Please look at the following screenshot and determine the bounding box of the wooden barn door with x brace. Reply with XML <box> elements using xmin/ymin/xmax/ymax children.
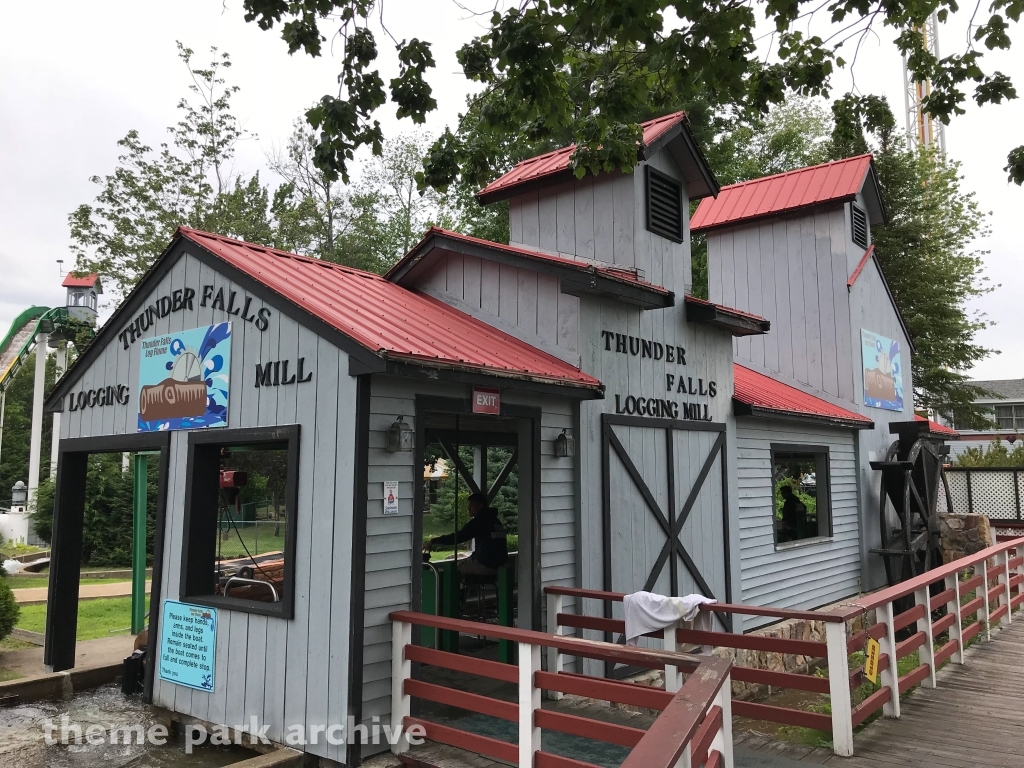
<box><xmin>601</xmin><ymin>414</ymin><xmax>732</xmax><ymax>632</ymax></box>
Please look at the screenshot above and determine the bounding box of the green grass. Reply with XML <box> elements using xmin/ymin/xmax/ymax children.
<box><xmin>0</xmin><ymin>636</ymin><xmax>34</xmax><ymax>651</ymax></box>
<box><xmin>0</xmin><ymin>544</ymin><xmax>45</xmax><ymax>559</ymax></box>
<box><xmin>15</xmin><ymin>595</ymin><xmax>151</xmax><ymax>641</ymax></box>
<box><xmin>215</xmin><ymin>524</ymin><xmax>286</xmax><ymax>559</ymax></box>
<box><xmin>4</xmin><ymin>575</ymin><xmax>128</xmax><ymax>589</ymax></box>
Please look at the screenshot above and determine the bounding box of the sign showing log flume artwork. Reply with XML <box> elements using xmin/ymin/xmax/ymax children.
<box><xmin>139</xmin><ymin>379</ymin><xmax>208</xmax><ymax>422</ymax></box>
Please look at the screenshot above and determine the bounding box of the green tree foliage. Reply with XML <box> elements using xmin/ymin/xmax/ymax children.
<box><xmin>953</xmin><ymin>440</ymin><xmax>1024</xmax><ymax>467</ymax></box>
<box><xmin>0</xmin><ymin>573</ymin><xmax>18</xmax><ymax>643</ymax></box>
<box><xmin>426</xmin><ymin>446</ymin><xmax>518</xmax><ymax>535</ymax></box>
<box><xmin>69</xmin><ymin>44</ymin><xmax>309</xmax><ymax>300</ymax></box>
<box><xmin>71</xmin><ymin>42</ymin><xmax>449</xmax><ymax>293</ymax></box>
<box><xmin>240</xmin><ymin>1</ymin><xmax>1022</xmax><ymax>188</ymax></box>
<box><xmin>31</xmin><ymin>454</ymin><xmax>158</xmax><ymax>568</ymax></box>
<box><xmin>0</xmin><ymin>352</ymin><xmax>57</xmax><ymax>497</ymax></box>
<box><xmin>691</xmin><ymin>99</ymin><xmax>837</xmax><ymax>298</ymax></box>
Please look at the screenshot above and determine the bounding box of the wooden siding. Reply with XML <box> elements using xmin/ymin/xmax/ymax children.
<box><xmin>416</xmin><ymin>253</ymin><xmax>580</xmax><ymax>366</ymax></box>
<box><xmin>735</xmin><ymin>417</ymin><xmax>860</xmax><ymax>629</ymax></box>
<box><xmin>359</xmin><ymin>376</ymin><xmax>579</xmax><ymax>751</ymax></box>
<box><xmin>58</xmin><ymin>250</ymin><xmax>359</xmax><ymax>762</ymax></box>
<box><xmin>848</xmin><ymin>255</ymin><xmax>915</xmax><ymax>592</ymax></box>
<box><xmin>508</xmin><ymin>153</ymin><xmax>692</xmax><ymax>297</ymax></box>
<box><xmin>708</xmin><ymin>205</ymin><xmax>854</xmax><ymax>401</ymax></box>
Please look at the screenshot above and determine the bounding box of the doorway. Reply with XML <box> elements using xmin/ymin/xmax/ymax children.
<box><xmin>44</xmin><ymin>431</ymin><xmax>170</xmax><ymax>702</ymax></box>
<box><xmin>413</xmin><ymin>397</ymin><xmax>539</xmax><ymax>658</ymax></box>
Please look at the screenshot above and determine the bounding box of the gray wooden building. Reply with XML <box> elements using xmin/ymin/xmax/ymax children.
<box><xmin>41</xmin><ymin>113</ymin><xmax>924</xmax><ymax>765</ymax></box>
<box><xmin>694</xmin><ymin>154</ymin><xmax>916</xmax><ymax>597</ymax></box>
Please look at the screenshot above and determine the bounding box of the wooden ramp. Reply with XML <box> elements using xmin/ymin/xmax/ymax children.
<box><xmin>740</xmin><ymin>619</ymin><xmax>1024</xmax><ymax>767</ymax></box>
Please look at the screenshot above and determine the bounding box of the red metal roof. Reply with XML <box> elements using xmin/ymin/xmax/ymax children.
<box><xmin>177</xmin><ymin>228</ymin><xmax>602</xmax><ymax>391</ymax></box>
<box><xmin>914</xmin><ymin>414</ymin><xmax>959</xmax><ymax>438</ymax></box>
<box><xmin>691</xmin><ymin>155</ymin><xmax>874</xmax><ymax>233</ymax></box>
<box><xmin>847</xmin><ymin>244</ymin><xmax>875</xmax><ymax>288</ymax></box>
<box><xmin>477</xmin><ymin>112</ymin><xmax>687</xmax><ymax>203</ymax></box>
<box><xmin>62</xmin><ymin>273</ymin><xmax>100</xmax><ymax>288</ymax></box>
<box><xmin>733</xmin><ymin>363</ymin><xmax>873</xmax><ymax>427</ymax></box>
<box><xmin>389</xmin><ymin>226</ymin><xmax>671</xmax><ymax>297</ymax></box>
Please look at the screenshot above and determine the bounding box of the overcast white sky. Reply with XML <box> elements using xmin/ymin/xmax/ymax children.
<box><xmin>1</xmin><ymin>1</ymin><xmax>1021</xmax><ymax>380</ymax></box>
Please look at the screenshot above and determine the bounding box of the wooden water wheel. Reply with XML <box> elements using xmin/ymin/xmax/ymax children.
<box><xmin>870</xmin><ymin>420</ymin><xmax>954</xmax><ymax>587</ymax></box>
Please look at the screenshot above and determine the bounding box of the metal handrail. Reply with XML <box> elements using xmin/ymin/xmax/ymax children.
<box><xmin>224</xmin><ymin>576</ymin><xmax>279</xmax><ymax>602</ymax></box>
<box><xmin>421</xmin><ymin>561</ymin><xmax>441</xmax><ymax>614</ymax></box>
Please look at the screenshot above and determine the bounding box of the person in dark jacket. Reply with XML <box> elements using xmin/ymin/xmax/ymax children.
<box><xmin>425</xmin><ymin>493</ymin><xmax>509</xmax><ymax>576</ymax></box>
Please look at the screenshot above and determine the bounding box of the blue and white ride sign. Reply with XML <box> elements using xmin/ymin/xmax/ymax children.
<box><xmin>158</xmin><ymin>600</ymin><xmax>217</xmax><ymax>692</ymax></box>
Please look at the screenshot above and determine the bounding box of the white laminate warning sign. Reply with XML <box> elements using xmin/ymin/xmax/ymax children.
<box><xmin>383</xmin><ymin>481</ymin><xmax>399</xmax><ymax>515</ymax></box>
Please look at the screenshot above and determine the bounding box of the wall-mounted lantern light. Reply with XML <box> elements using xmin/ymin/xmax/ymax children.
<box><xmin>554</xmin><ymin>428</ymin><xmax>575</xmax><ymax>458</ymax></box>
<box><xmin>386</xmin><ymin>416</ymin><xmax>414</xmax><ymax>453</ymax></box>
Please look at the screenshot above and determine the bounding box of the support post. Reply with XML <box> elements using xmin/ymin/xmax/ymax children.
<box><xmin>878</xmin><ymin>601</ymin><xmax>901</xmax><ymax>717</ymax></box>
<box><xmin>662</xmin><ymin>619</ymin><xmax>683</xmax><ymax>693</ymax></box>
<box><xmin>998</xmin><ymin>550</ymin><xmax>1012</xmax><ymax>626</ymax></box>
<box><xmin>943</xmin><ymin>572</ymin><xmax>964</xmax><ymax>665</ymax></box>
<box><xmin>27</xmin><ymin>332</ymin><xmax>48</xmax><ymax>503</ymax></box>
<box><xmin>518</xmin><ymin>641</ymin><xmax>541</xmax><ymax>768</ymax></box>
<box><xmin>1016</xmin><ymin>544</ymin><xmax>1024</xmax><ymax>608</ymax></box>
<box><xmin>672</xmin><ymin>744</ymin><xmax>693</xmax><ymax>768</ymax></box>
<box><xmin>825</xmin><ymin>620</ymin><xmax>854</xmax><ymax>756</ymax></box>
<box><xmin>981</xmin><ymin>560</ymin><xmax>992</xmax><ymax>641</ymax></box>
<box><xmin>546</xmin><ymin>591</ymin><xmax>564</xmax><ymax>699</ymax></box>
<box><xmin>0</xmin><ymin>389</ymin><xmax>6</xmax><ymax>475</ymax></box>
<box><xmin>132</xmin><ymin>453</ymin><xmax>148</xmax><ymax>635</ymax></box>
<box><xmin>390</xmin><ymin>619</ymin><xmax>412</xmax><ymax>755</ymax></box>
<box><xmin>49</xmin><ymin>341</ymin><xmax>67</xmax><ymax>479</ymax></box>
<box><xmin>710</xmin><ymin>671</ymin><xmax>734</xmax><ymax>768</ymax></box>
<box><xmin>914</xmin><ymin>586</ymin><xmax>936</xmax><ymax>688</ymax></box>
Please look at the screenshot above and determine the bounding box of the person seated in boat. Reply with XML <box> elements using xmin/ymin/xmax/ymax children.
<box><xmin>424</xmin><ymin>493</ymin><xmax>509</xmax><ymax>577</ymax></box>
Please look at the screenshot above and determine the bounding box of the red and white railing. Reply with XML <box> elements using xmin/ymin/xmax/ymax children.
<box><xmin>546</xmin><ymin>536</ymin><xmax>1024</xmax><ymax>757</ymax></box>
<box><xmin>389</xmin><ymin>610</ymin><xmax>732</xmax><ymax>767</ymax></box>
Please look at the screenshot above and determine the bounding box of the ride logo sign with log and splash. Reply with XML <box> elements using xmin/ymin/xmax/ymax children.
<box><xmin>861</xmin><ymin>329</ymin><xmax>904</xmax><ymax>411</ymax></box>
<box><xmin>137</xmin><ymin>323</ymin><xmax>231</xmax><ymax>431</ymax></box>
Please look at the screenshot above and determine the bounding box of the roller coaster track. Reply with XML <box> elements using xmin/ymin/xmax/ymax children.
<box><xmin>0</xmin><ymin>306</ymin><xmax>88</xmax><ymax>393</ymax></box>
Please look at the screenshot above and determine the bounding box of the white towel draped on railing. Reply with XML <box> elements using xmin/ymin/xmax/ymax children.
<box><xmin>622</xmin><ymin>591</ymin><xmax>717</xmax><ymax>645</ymax></box>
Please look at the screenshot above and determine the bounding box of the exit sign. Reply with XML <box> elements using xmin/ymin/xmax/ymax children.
<box><xmin>472</xmin><ymin>387</ymin><xmax>500</xmax><ymax>415</ymax></box>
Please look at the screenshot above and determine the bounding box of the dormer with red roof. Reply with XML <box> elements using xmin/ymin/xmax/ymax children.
<box><xmin>478</xmin><ymin>111</ymin><xmax>720</xmax><ymax>299</ymax></box>
<box><xmin>691</xmin><ymin>154</ymin><xmax>911</xmax><ymax>410</ymax></box>
<box><xmin>62</xmin><ymin>273</ymin><xmax>102</xmax><ymax>323</ymax></box>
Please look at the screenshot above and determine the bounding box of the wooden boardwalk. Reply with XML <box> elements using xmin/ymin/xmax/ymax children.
<box><xmin>372</xmin><ymin>619</ymin><xmax>1024</xmax><ymax>768</ymax></box>
<box><xmin>740</xmin><ymin>618</ymin><xmax>1024</xmax><ymax>767</ymax></box>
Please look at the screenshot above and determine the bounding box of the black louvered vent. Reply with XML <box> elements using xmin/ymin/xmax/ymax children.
<box><xmin>646</xmin><ymin>166</ymin><xmax>683</xmax><ymax>243</ymax></box>
<box><xmin>851</xmin><ymin>203</ymin><xmax>869</xmax><ymax>249</ymax></box>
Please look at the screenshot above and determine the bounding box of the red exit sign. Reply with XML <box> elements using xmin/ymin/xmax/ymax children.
<box><xmin>472</xmin><ymin>387</ymin><xmax>500</xmax><ymax>414</ymax></box>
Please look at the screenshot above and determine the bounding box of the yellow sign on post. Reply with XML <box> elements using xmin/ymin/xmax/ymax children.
<box><xmin>864</xmin><ymin>637</ymin><xmax>881</xmax><ymax>684</ymax></box>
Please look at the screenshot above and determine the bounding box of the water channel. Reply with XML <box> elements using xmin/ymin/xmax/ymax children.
<box><xmin>0</xmin><ymin>685</ymin><xmax>252</xmax><ymax>768</ymax></box>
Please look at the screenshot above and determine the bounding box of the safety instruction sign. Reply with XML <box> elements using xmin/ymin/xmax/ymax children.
<box><xmin>383</xmin><ymin>480</ymin><xmax>399</xmax><ymax>516</ymax></box>
<box><xmin>159</xmin><ymin>600</ymin><xmax>217</xmax><ymax>692</ymax></box>
<box><xmin>864</xmin><ymin>637</ymin><xmax>881</xmax><ymax>684</ymax></box>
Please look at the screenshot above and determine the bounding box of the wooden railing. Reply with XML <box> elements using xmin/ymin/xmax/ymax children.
<box><xmin>547</xmin><ymin>535</ymin><xmax>1024</xmax><ymax>757</ymax></box>
<box><xmin>389</xmin><ymin>610</ymin><xmax>732</xmax><ymax>768</ymax></box>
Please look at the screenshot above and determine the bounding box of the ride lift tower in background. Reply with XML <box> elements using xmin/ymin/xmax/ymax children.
<box><xmin>903</xmin><ymin>12</ymin><xmax>946</xmax><ymax>152</ymax></box>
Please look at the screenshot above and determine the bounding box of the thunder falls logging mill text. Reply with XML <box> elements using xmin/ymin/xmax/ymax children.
<box><xmin>602</xmin><ymin>328</ymin><xmax>717</xmax><ymax>420</ymax></box>
<box><xmin>117</xmin><ymin>284</ymin><xmax>271</xmax><ymax>349</ymax></box>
